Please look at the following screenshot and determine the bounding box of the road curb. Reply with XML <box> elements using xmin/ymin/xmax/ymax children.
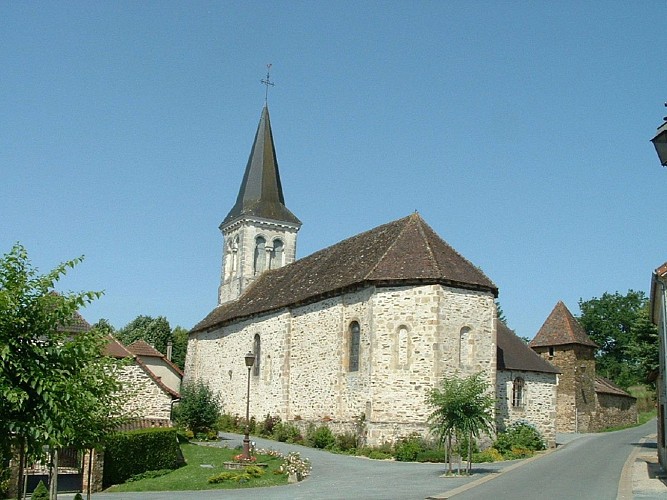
<box><xmin>616</xmin><ymin>434</ymin><xmax>648</xmax><ymax>500</ymax></box>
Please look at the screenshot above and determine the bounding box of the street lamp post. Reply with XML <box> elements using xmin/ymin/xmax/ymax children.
<box><xmin>243</xmin><ymin>351</ymin><xmax>255</xmax><ymax>460</ymax></box>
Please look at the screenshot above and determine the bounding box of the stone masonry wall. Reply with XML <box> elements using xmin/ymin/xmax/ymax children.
<box><xmin>591</xmin><ymin>393</ymin><xmax>638</xmax><ymax>431</ymax></box>
<box><xmin>496</xmin><ymin>370</ymin><xmax>557</xmax><ymax>447</ymax></box>
<box><xmin>185</xmin><ymin>283</ymin><xmax>497</xmax><ymax>446</ymax></box>
<box><xmin>116</xmin><ymin>364</ymin><xmax>173</xmax><ymax>420</ymax></box>
<box><xmin>533</xmin><ymin>344</ymin><xmax>595</xmax><ymax>433</ymax></box>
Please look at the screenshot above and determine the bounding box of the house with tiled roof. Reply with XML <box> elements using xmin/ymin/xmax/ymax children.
<box><xmin>104</xmin><ymin>336</ymin><xmax>181</xmax><ymax>422</ymax></box>
<box><xmin>530</xmin><ymin>301</ymin><xmax>636</xmax><ymax>432</ymax></box>
<box><xmin>185</xmin><ymin>105</ymin><xmax>503</xmax><ymax>445</ymax></box>
<box><xmin>496</xmin><ymin>322</ymin><xmax>559</xmax><ymax>446</ymax></box>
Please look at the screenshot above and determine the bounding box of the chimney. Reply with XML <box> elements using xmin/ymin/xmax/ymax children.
<box><xmin>166</xmin><ymin>340</ymin><xmax>173</xmax><ymax>361</ymax></box>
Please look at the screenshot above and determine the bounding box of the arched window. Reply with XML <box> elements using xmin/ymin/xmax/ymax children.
<box><xmin>512</xmin><ymin>377</ymin><xmax>525</xmax><ymax>408</ymax></box>
<box><xmin>253</xmin><ymin>236</ymin><xmax>266</xmax><ymax>274</ymax></box>
<box><xmin>459</xmin><ymin>327</ymin><xmax>472</xmax><ymax>367</ymax></box>
<box><xmin>349</xmin><ymin>321</ymin><xmax>360</xmax><ymax>372</ymax></box>
<box><xmin>253</xmin><ymin>334</ymin><xmax>261</xmax><ymax>377</ymax></box>
<box><xmin>270</xmin><ymin>239</ymin><xmax>284</xmax><ymax>269</ymax></box>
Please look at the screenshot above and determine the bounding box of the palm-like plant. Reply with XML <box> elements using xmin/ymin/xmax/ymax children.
<box><xmin>427</xmin><ymin>373</ymin><xmax>494</xmax><ymax>474</ymax></box>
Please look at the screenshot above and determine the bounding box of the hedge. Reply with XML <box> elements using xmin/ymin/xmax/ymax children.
<box><xmin>103</xmin><ymin>427</ymin><xmax>185</xmax><ymax>487</ymax></box>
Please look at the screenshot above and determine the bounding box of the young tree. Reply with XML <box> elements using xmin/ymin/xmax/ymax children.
<box><xmin>0</xmin><ymin>244</ymin><xmax>123</xmax><ymax>498</ymax></box>
<box><xmin>172</xmin><ymin>380</ymin><xmax>220</xmax><ymax>436</ymax></box>
<box><xmin>427</xmin><ymin>373</ymin><xmax>494</xmax><ymax>474</ymax></box>
<box><xmin>578</xmin><ymin>290</ymin><xmax>658</xmax><ymax>387</ymax></box>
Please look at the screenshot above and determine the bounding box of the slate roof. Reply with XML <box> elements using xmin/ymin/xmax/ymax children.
<box><xmin>496</xmin><ymin>322</ymin><xmax>560</xmax><ymax>374</ymax></box>
<box><xmin>595</xmin><ymin>376</ymin><xmax>635</xmax><ymax>399</ymax></box>
<box><xmin>529</xmin><ymin>301</ymin><xmax>597</xmax><ymax>349</ymax></box>
<box><xmin>222</xmin><ymin>105</ymin><xmax>301</xmax><ymax>227</ymax></box>
<box><xmin>193</xmin><ymin>213</ymin><xmax>497</xmax><ymax>333</ymax></box>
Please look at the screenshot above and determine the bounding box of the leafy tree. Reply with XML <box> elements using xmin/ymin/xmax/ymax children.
<box><xmin>170</xmin><ymin>326</ymin><xmax>189</xmax><ymax>371</ymax></box>
<box><xmin>578</xmin><ymin>290</ymin><xmax>658</xmax><ymax>387</ymax></box>
<box><xmin>0</xmin><ymin>244</ymin><xmax>124</xmax><ymax>498</ymax></box>
<box><xmin>427</xmin><ymin>373</ymin><xmax>494</xmax><ymax>475</ymax></box>
<box><xmin>92</xmin><ymin>318</ymin><xmax>116</xmax><ymax>336</ymax></box>
<box><xmin>116</xmin><ymin>315</ymin><xmax>172</xmax><ymax>354</ymax></box>
<box><xmin>495</xmin><ymin>299</ymin><xmax>507</xmax><ymax>326</ymax></box>
<box><xmin>116</xmin><ymin>316</ymin><xmax>188</xmax><ymax>370</ymax></box>
<box><xmin>172</xmin><ymin>380</ymin><xmax>220</xmax><ymax>435</ymax></box>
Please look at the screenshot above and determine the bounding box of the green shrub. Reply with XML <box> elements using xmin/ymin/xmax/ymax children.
<box><xmin>307</xmin><ymin>425</ymin><xmax>336</xmax><ymax>449</ymax></box>
<box><xmin>472</xmin><ymin>448</ymin><xmax>503</xmax><ymax>463</ymax></box>
<box><xmin>259</xmin><ymin>414</ymin><xmax>281</xmax><ymax>437</ymax></box>
<box><xmin>367</xmin><ymin>450</ymin><xmax>393</xmax><ymax>460</ymax></box>
<box><xmin>73</xmin><ymin>493</ymin><xmax>84</xmax><ymax>500</ymax></box>
<box><xmin>336</xmin><ymin>431</ymin><xmax>358</xmax><ymax>452</ymax></box>
<box><xmin>505</xmin><ymin>446</ymin><xmax>534</xmax><ymax>459</ymax></box>
<box><xmin>494</xmin><ymin>422</ymin><xmax>545</xmax><ymax>458</ymax></box>
<box><xmin>272</xmin><ymin>421</ymin><xmax>302</xmax><ymax>443</ymax></box>
<box><xmin>216</xmin><ymin>413</ymin><xmax>243</xmax><ymax>433</ymax></box>
<box><xmin>172</xmin><ymin>380</ymin><xmax>220</xmax><ymax>435</ymax></box>
<box><xmin>244</xmin><ymin>465</ymin><xmax>265</xmax><ymax>478</ymax></box>
<box><xmin>393</xmin><ymin>434</ymin><xmax>426</xmax><ymax>462</ymax></box>
<box><xmin>31</xmin><ymin>481</ymin><xmax>49</xmax><ymax>500</ymax></box>
<box><xmin>103</xmin><ymin>428</ymin><xmax>185</xmax><ymax>488</ymax></box>
<box><xmin>415</xmin><ymin>449</ymin><xmax>447</xmax><ymax>463</ymax></box>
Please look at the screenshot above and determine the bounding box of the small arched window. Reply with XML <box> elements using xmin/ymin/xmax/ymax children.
<box><xmin>253</xmin><ymin>334</ymin><xmax>261</xmax><ymax>377</ymax></box>
<box><xmin>459</xmin><ymin>327</ymin><xmax>472</xmax><ymax>367</ymax></box>
<box><xmin>349</xmin><ymin>321</ymin><xmax>360</xmax><ymax>372</ymax></box>
<box><xmin>270</xmin><ymin>239</ymin><xmax>284</xmax><ymax>269</ymax></box>
<box><xmin>254</xmin><ymin>236</ymin><xmax>266</xmax><ymax>274</ymax></box>
<box><xmin>512</xmin><ymin>377</ymin><xmax>525</xmax><ymax>408</ymax></box>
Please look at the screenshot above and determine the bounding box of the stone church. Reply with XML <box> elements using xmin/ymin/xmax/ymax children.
<box><xmin>185</xmin><ymin>105</ymin><xmax>557</xmax><ymax>445</ymax></box>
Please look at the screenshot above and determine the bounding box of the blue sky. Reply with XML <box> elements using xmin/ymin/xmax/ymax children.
<box><xmin>1</xmin><ymin>1</ymin><xmax>666</xmax><ymax>339</ymax></box>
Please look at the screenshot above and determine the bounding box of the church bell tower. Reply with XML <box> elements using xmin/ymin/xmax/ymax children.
<box><xmin>218</xmin><ymin>105</ymin><xmax>301</xmax><ymax>304</ymax></box>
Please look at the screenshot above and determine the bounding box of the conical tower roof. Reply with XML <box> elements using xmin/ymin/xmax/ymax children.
<box><xmin>529</xmin><ymin>301</ymin><xmax>597</xmax><ymax>348</ymax></box>
<box><xmin>222</xmin><ymin>106</ymin><xmax>301</xmax><ymax>227</ymax></box>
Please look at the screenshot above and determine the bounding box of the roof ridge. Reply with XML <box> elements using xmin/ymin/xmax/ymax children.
<box><xmin>414</xmin><ymin>214</ymin><xmax>443</xmax><ymax>276</ymax></box>
<box><xmin>363</xmin><ymin>214</ymin><xmax>414</xmax><ymax>279</ymax></box>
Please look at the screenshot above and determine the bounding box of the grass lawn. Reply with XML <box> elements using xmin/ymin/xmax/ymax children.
<box><xmin>106</xmin><ymin>443</ymin><xmax>288</xmax><ymax>492</ymax></box>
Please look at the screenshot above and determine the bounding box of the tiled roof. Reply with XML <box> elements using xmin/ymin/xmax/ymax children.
<box><xmin>222</xmin><ymin>105</ymin><xmax>301</xmax><ymax>227</ymax></box>
<box><xmin>103</xmin><ymin>335</ymin><xmax>133</xmax><ymax>358</ymax></box>
<box><xmin>127</xmin><ymin>340</ymin><xmax>164</xmax><ymax>358</ymax></box>
<box><xmin>192</xmin><ymin>213</ymin><xmax>497</xmax><ymax>333</ymax></box>
<box><xmin>497</xmin><ymin>322</ymin><xmax>560</xmax><ymax>374</ymax></box>
<box><xmin>529</xmin><ymin>301</ymin><xmax>597</xmax><ymax>349</ymax></box>
<box><xmin>595</xmin><ymin>376</ymin><xmax>635</xmax><ymax>399</ymax></box>
<box><xmin>103</xmin><ymin>336</ymin><xmax>180</xmax><ymax>398</ymax></box>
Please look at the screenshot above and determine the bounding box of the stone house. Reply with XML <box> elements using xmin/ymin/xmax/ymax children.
<box><xmin>104</xmin><ymin>336</ymin><xmax>181</xmax><ymax>422</ymax></box>
<box><xmin>650</xmin><ymin>262</ymin><xmax>667</xmax><ymax>469</ymax></box>
<box><xmin>496</xmin><ymin>322</ymin><xmax>559</xmax><ymax>447</ymax></box>
<box><xmin>529</xmin><ymin>301</ymin><xmax>637</xmax><ymax>432</ymax></box>
<box><xmin>185</xmin><ymin>104</ymin><xmax>561</xmax><ymax>446</ymax></box>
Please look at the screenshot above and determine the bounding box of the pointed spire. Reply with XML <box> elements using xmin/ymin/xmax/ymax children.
<box><xmin>529</xmin><ymin>301</ymin><xmax>597</xmax><ymax>348</ymax></box>
<box><xmin>222</xmin><ymin>106</ymin><xmax>301</xmax><ymax>228</ymax></box>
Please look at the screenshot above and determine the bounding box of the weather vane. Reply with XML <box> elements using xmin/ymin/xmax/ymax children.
<box><xmin>261</xmin><ymin>64</ymin><xmax>274</xmax><ymax>103</ymax></box>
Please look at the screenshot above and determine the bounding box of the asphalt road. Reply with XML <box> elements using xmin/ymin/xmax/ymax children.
<box><xmin>85</xmin><ymin>420</ymin><xmax>656</xmax><ymax>500</ymax></box>
<box><xmin>448</xmin><ymin>419</ymin><xmax>656</xmax><ymax>500</ymax></box>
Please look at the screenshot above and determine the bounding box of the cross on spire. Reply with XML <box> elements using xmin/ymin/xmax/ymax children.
<box><xmin>260</xmin><ymin>64</ymin><xmax>275</xmax><ymax>103</ymax></box>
